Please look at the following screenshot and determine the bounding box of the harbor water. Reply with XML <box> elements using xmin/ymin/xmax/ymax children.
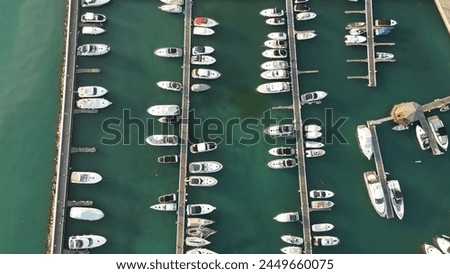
<box><xmin>0</xmin><ymin>0</ymin><xmax>449</xmax><ymax>254</ymax></box>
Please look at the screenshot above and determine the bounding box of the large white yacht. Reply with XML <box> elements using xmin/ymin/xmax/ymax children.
<box><xmin>262</xmin><ymin>49</ymin><xmax>288</xmax><ymax>59</ymax></box>
<box><xmin>415</xmin><ymin>125</ymin><xmax>430</xmax><ymax>150</ymax></box>
<box><xmin>147</xmin><ymin>105</ymin><xmax>180</xmax><ymax>116</ymax></box>
<box><xmin>281</xmin><ymin>246</ymin><xmax>302</xmax><ymax>254</ymax></box>
<box><xmin>311</xmin><ymin>223</ymin><xmax>334</xmax><ymax>232</ymax></box>
<box><xmin>146</xmin><ymin>135</ymin><xmax>178</xmax><ymax>146</ymax></box>
<box><xmin>154</xmin><ymin>47</ymin><xmax>182</xmax><ymax>58</ymax></box>
<box><xmin>313</xmin><ymin>236</ymin><xmax>340</xmax><ymax>246</ymax></box>
<box><xmin>185</xmin><ymin>237</ymin><xmax>210</xmax><ymax>247</ymax></box>
<box><xmin>157</xmin><ymin>81</ymin><xmax>183</xmax><ymax>92</ymax></box>
<box><xmin>264</xmin><ymin>124</ymin><xmax>294</xmax><ymax>137</ymax></box>
<box><xmin>68</xmin><ymin>235</ymin><xmax>106</xmax><ymax>250</ymax></box>
<box><xmin>305</xmin><ymin>149</ymin><xmax>325</xmax><ymax>158</ymax></box>
<box><xmin>273</xmin><ymin>212</ymin><xmax>299</xmax><ymax>222</ymax></box>
<box><xmin>310</xmin><ymin>200</ymin><xmax>334</xmax><ymax>210</ymax></box>
<box><xmin>191</xmin><ymin>55</ymin><xmax>216</xmax><ymax>65</ymax></box>
<box><xmin>267</xmin><ymin>158</ymin><xmax>297</xmax><ymax>169</ymax></box>
<box><xmin>260</xmin><ymin>8</ymin><xmax>284</xmax><ymax>17</ymax></box>
<box><xmin>192</xmin><ymin>46</ymin><xmax>214</xmax><ymax>55</ymax></box>
<box><xmin>300</xmin><ymin>91</ymin><xmax>328</xmax><ymax>104</ymax></box>
<box><xmin>428</xmin><ymin>115</ymin><xmax>448</xmax><ymax>151</ymax></box>
<box><xmin>345</xmin><ymin>35</ymin><xmax>367</xmax><ymax>45</ymax></box>
<box><xmin>267</xmin><ymin>32</ymin><xmax>287</xmax><ymax>40</ymax></box>
<box><xmin>77</xmin><ymin>86</ymin><xmax>108</xmax><ymax>98</ymax></box>
<box><xmin>76</xmin><ymin>98</ymin><xmax>112</xmax><ymax>109</ymax></box>
<box><xmin>186</xmin><ymin>248</ymin><xmax>217</xmax><ymax>254</ymax></box>
<box><xmin>81</xmin><ymin>26</ymin><xmax>105</xmax><ymax>35</ymax></box>
<box><xmin>80</xmin><ymin>12</ymin><xmax>106</xmax><ymax>23</ymax></box>
<box><xmin>261</xmin><ymin>60</ymin><xmax>289</xmax><ymax>70</ymax></box>
<box><xmin>193</xmin><ymin>17</ymin><xmax>219</xmax><ymax>28</ymax></box>
<box><xmin>69</xmin><ymin>207</ymin><xmax>104</xmax><ymax>221</ymax></box>
<box><xmin>268</xmin><ymin>147</ymin><xmax>296</xmax><ymax>156</ymax></box>
<box><xmin>189</xmin><ymin>161</ymin><xmax>223</xmax><ymax>173</ymax></box>
<box><xmin>193</xmin><ymin>27</ymin><xmax>215</xmax><ymax>36</ymax></box>
<box><xmin>159</xmin><ymin>4</ymin><xmax>183</xmax><ymax>13</ymax></box>
<box><xmin>281</xmin><ymin>235</ymin><xmax>303</xmax><ymax>245</ymax></box>
<box><xmin>188</xmin><ymin>176</ymin><xmax>218</xmax><ymax>187</ymax></box>
<box><xmin>190</xmin><ymin>142</ymin><xmax>218</xmax><ymax>153</ymax></box>
<box><xmin>70</xmin><ymin>171</ymin><xmax>102</xmax><ymax>184</ymax></box>
<box><xmin>191</xmin><ymin>84</ymin><xmax>211</xmax><ymax>92</ymax></box>
<box><xmin>261</xmin><ymin>69</ymin><xmax>289</xmax><ymax>80</ymax></box>
<box><xmin>296</xmin><ymin>12</ymin><xmax>317</xmax><ymax>21</ymax></box>
<box><xmin>186</xmin><ymin>227</ymin><xmax>216</xmax><ymax>238</ymax></box>
<box><xmin>356</xmin><ymin>125</ymin><xmax>374</xmax><ymax>160</ymax></box>
<box><xmin>150</xmin><ymin>203</ymin><xmax>177</xmax><ymax>211</ymax></box>
<box><xmin>187</xmin><ymin>217</ymin><xmax>215</xmax><ymax>228</ymax></box>
<box><xmin>296</xmin><ymin>31</ymin><xmax>317</xmax><ymax>41</ymax></box>
<box><xmin>264</xmin><ymin>39</ymin><xmax>288</xmax><ymax>49</ymax></box>
<box><xmin>309</xmin><ymin>190</ymin><xmax>334</xmax><ymax>199</ymax></box>
<box><xmin>81</xmin><ymin>0</ymin><xmax>110</xmax><ymax>8</ymax></box>
<box><xmin>186</xmin><ymin>204</ymin><xmax>216</xmax><ymax>216</ymax></box>
<box><xmin>257</xmin><ymin>82</ymin><xmax>290</xmax><ymax>94</ymax></box>
<box><xmin>77</xmin><ymin>44</ymin><xmax>110</xmax><ymax>56</ymax></box>
<box><xmin>364</xmin><ymin>171</ymin><xmax>386</xmax><ymax>218</ymax></box>
<box><xmin>192</xmin><ymin>68</ymin><xmax>221</xmax><ymax>79</ymax></box>
<box><xmin>387</xmin><ymin>180</ymin><xmax>404</xmax><ymax>220</ymax></box>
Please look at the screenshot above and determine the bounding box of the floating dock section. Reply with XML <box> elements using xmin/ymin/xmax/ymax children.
<box><xmin>435</xmin><ymin>0</ymin><xmax>450</xmax><ymax>35</ymax></box>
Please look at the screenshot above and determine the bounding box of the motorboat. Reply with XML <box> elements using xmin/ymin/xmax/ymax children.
<box><xmin>415</xmin><ymin>125</ymin><xmax>430</xmax><ymax>150</ymax></box>
<box><xmin>264</xmin><ymin>124</ymin><xmax>294</xmax><ymax>137</ymax></box>
<box><xmin>356</xmin><ymin>125</ymin><xmax>374</xmax><ymax>160</ymax></box>
<box><xmin>346</xmin><ymin>22</ymin><xmax>365</xmax><ymax>29</ymax></box>
<box><xmin>159</xmin><ymin>4</ymin><xmax>182</xmax><ymax>13</ymax></box>
<box><xmin>260</xmin><ymin>8</ymin><xmax>284</xmax><ymax>17</ymax></box>
<box><xmin>146</xmin><ymin>135</ymin><xmax>178</xmax><ymax>146</ymax></box>
<box><xmin>268</xmin><ymin>147</ymin><xmax>296</xmax><ymax>156</ymax></box>
<box><xmin>261</xmin><ymin>60</ymin><xmax>289</xmax><ymax>70</ymax></box>
<box><xmin>264</xmin><ymin>39</ymin><xmax>288</xmax><ymax>49</ymax></box>
<box><xmin>296</xmin><ymin>31</ymin><xmax>317</xmax><ymax>41</ymax></box>
<box><xmin>69</xmin><ymin>207</ymin><xmax>104</xmax><ymax>221</ymax></box>
<box><xmin>294</xmin><ymin>4</ymin><xmax>310</xmax><ymax>12</ymax></box>
<box><xmin>81</xmin><ymin>0</ymin><xmax>110</xmax><ymax>8</ymax></box>
<box><xmin>159</xmin><ymin>116</ymin><xmax>181</xmax><ymax>124</ymax></box>
<box><xmin>392</xmin><ymin>124</ymin><xmax>408</xmax><ymax>131</ymax></box>
<box><xmin>435</xmin><ymin>236</ymin><xmax>450</xmax><ymax>254</ymax></box>
<box><xmin>267</xmin><ymin>32</ymin><xmax>287</xmax><ymax>40</ymax></box>
<box><xmin>188</xmin><ymin>176</ymin><xmax>218</xmax><ymax>187</ymax></box>
<box><xmin>296</xmin><ymin>12</ymin><xmax>317</xmax><ymax>21</ymax></box>
<box><xmin>306</xmin><ymin>149</ymin><xmax>326</xmax><ymax>158</ymax></box>
<box><xmin>189</xmin><ymin>161</ymin><xmax>223</xmax><ymax>173</ymax></box>
<box><xmin>428</xmin><ymin>115</ymin><xmax>448</xmax><ymax>151</ymax></box>
<box><xmin>193</xmin><ymin>17</ymin><xmax>219</xmax><ymax>28</ymax></box>
<box><xmin>158</xmin><ymin>193</ymin><xmax>177</xmax><ymax>203</ymax></box>
<box><xmin>191</xmin><ymin>55</ymin><xmax>216</xmax><ymax>65</ymax></box>
<box><xmin>77</xmin><ymin>44</ymin><xmax>110</xmax><ymax>56</ymax></box>
<box><xmin>375</xmin><ymin>27</ymin><xmax>392</xmax><ymax>36</ymax></box>
<box><xmin>256</xmin><ymin>82</ymin><xmax>290</xmax><ymax>94</ymax></box>
<box><xmin>262</xmin><ymin>49</ymin><xmax>287</xmax><ymax>59</ymax></box>
<box><xmin>349</xmin><ymin>28</ymin><xmax>366</xmax><ymax>35</ymax></box>
<box><xmin>295</xmin><ymin>0</ymin><xmax>309</xmax><ymax>3</ymax></box>
<box><xmin>267</xmin><ymin>158</ymin><xmax>297</xmax><ymax>169</ymax></box>
<box><xmin>304</xmin><ymin>124</ymin><xmax>321</xmax><ymax>132</ymax></box>
<box><xmin>387</xmin><ymin>180</ymin><xmax>404</xmax><ymax>220</ymax></box>
<box><xmin>281</xmin><ymin>235</ymin><xmax>303</xmax><ymax>245</ymax></box>
<box><xmin>157</xmin><ymin>155</ymin><xmax>179</xmax><ymax>164</ymax></box>
<box><xmin>147</xmin><ymin>105</ymin><xmax>180</xmax><ymax>116</ymax></box>
<box><xmin>161</xmin><ymin>0</ymin><xmax>184</xmax><ymax>5</ymax></box>
<box><xmin>187</xmin><ymin>217</ymin><xmax>215</xmax><ymax>227</ymax></box>
<box><xmin>192</xmin><ymin>46</ymin><xmax>214</xmax><ymax>55</ymax></box>
<box><xmin>305</xmin><ymin>131</ymin><xmax>322</xmax><ymax>139</ymax></box>
<box><xmin>185</xmin><ymin>237</ymin><xmax>211</xmax><ymax>247</ymax></box>
<box><xmin>422</xmin><ymin>243</ymin><xmax>443</xmax><ymax>254</ymax></box>
<box><xmin>305</xmin><ymin>141</ymin><xmax>324</xmax><ymax>148</ymax></box>
<box><xmin>313</xmin><ymin>236</ymin><xmax>340</xmax><ymax>246</ymax></box>
<box><xmin>80</xmin><ymin>12</ymin><xmax>106</xmax><ymax>23</ymax></box>
<box><xmin>193</xmin><ymin>27</ymin><xmax>215</xmax><ymax>36</ymax></box>
<box><xmin>154</xmin><ymin>47</ymin><xmax>182</xmax><ymax>58</ymax></box>
<box><xmin>281</xmin><ymin>246</ymin><xmax>302</xmax><ymax>254</ymax></box>
<box><xmin>186</xmin><ymin>227</ymin><xmax>216</xmax><ymax>238</ymax></box>
<box><xmin>345</xmin><ymin>35</ymin><xmax>367</xmax><ymax>45</ymax></box>
<box><xmin>309</xmin><ymin>190</ymin><xmax>334</xmax><ymax>199</ymax></box>
<box><xmin>440</xmin><ymin>105</ymin><xmax>449</xmax><ymax>112</ymax></box>
<box><xmin>191</xmin><ymin>83</ymin><xmax>211</xmax><ymax>92</ymax></box>
<box><xmin>375</xmin><ymin>19</ymin><xmax>397</xmax><ymax>27</ymax></box>
<box><xmin>312</xmin><ymin>223</ymin><xmax>334</xmax><ymax>232</ymax></box>
<box><xmin>81</xmin><ymin>26</ymin><xmax>105</xmax><ymax>35</ymax></box>
<box><xmin>150</xmin><ymin>203</ymin><xmax>177</xmax><ymax>211</ymax></box>
<box><xmin>76</xmin><ymin>98</ymin><xmax>112</xmax><ymax>109</ymax></box>
<box><xmin>190</xmin><ymin>142</ymin><xmax>218</xmax><ymax>153</ymax></box>
<box><xmin>266</xmin><ymin>18</ymin><xmax>286</xmax><ymax>26</ymax></box>
<box><xmin>186</xmin><ymin>248</ymin><xmax>217</xmax><ymax>254</ymax></box>
<box><xmin>376</xmin><ymin>52</ymin><xmax>395</xmax><ymax>60</ymax></box>
<box><xmin>273</xmin><ymin>212</ymin><xmax>299</xmax><ymax>222</ymax></box>
<box><xmin>68</xmin><ymin>235</ymin><xmax>106</xmax><ymax>250</ymax></box>
<box><xmin>77</xmin><ymin>86</ymin><xmax>108</xmax><ymax>98</ymax></box>
<box><xmin>310</xmin><ymin>200</ymin><xmax>334</xmax><ymax>210</ymax></box>
<box><xmin>157</xmin><ymin>81</ymin><xmax>183</xmax><ymax>92</ymax></box>
<box><xmin>260</xmin><ymin>69</ymin><xmax>290</xmax><ymax>80</ymax></box>
<box><xmin>192</xmin><ymin>68</ymin><xmax>221</xmax><ymax>79</ymax></box>
<box><xmin>70</xmin><ymin>171</ymin><xmax>102</xmax><ymax>184</ymax></box>
<box><xmin>364</xmin><ymin>171</ymin><xmax>386</xmax><ymax>218</ymax></box>
<box><xmin>300</xmin><ymin>91</ymin><xmax>328</xmax><ymax>103</ymax></box>
<box><xmin>186</xmin><ymin>204</ymin><xmax>216</xmax><ymax>216</ymax></box>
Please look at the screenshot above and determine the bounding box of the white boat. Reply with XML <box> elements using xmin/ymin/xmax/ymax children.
<box><xmin>147</xmin><ymin>105</ymin><xmax>179</xmax><ymax>116</ymax></box>
<box><xmin>262</xmin><ymin>49</ymin><xmax>287</xmax><ymax>59</ymax></box>
<box><xmin>157</xmin><ymin>81</ymin><xmax>183</xmax><ymax>92</ymax></box>
<box><xmin>190</xmin><ymin>142</ymin><xmax>218</xmax><ymax>153</ymax></box>
<box><xmin>305</xmin><ymin>131</ymin><xmax>322</xmax><ymax>139</ymax></box>
<box><xmin>154</xmin><ymin>47</ymin><xmax>182</xmax><ymax>58</ymax></box>
<box><xmin>159</xmin><ymin>4</ymin><xmax>182</xmax><ymax>13</ymax></box>
<box><xmin>428</xmin><ymin>115</ymin><xmax>448</xmax><ymax>151</ymax></box>
<box><xmin>158</xmin><ymin>193</ymin><xmax>176</xmax><ymax>203</ymax></box>
<box><xmin>260</xmin><ymin>8</ymin><xmax>284</xmax><ymax>17</ymax></box>
<box><xmin>422</xmin><ymin>243</ymin><xmax>443</xmax><ymax>254</ymax></box>
<box><xmin>193</xmin><ymin>17</ymin><xmax>219</xmax><ymax>28</ymax></box>
<box><xmin>81</xmin><ymin>0</ymin><xmax>110</xmax><ymax>8</ymax></box>
<box><xmin>312</xmin><ymin>223</ymin><xmax>334</xmax><ymax>232</ymax></box>
<box><xmin>185</xmin><ymin>237</ymin><xmax>210</xmax><ymax>247</ymax></box>
<box><xmin>296</xmin><ymin>12</ymin><xmax>317</xmax><ymax>21</ymax></box>
<box><xmin>70</xmin><ymin>207</ymin><xmax>104</xmax><ymax>221</ymax></box>
<box><xmin>281</xmin><ymin>235</ymin><xmax>303</xmax><ymax>245</ymax></box>
<box><xmin>294</xmin><ymin>4</ymin><xmax>310</xmax><ymax>12</ymax></box>
<box><xmin>191</xmin><ymin>83</ymin><xmax>211</xmax><ymax>92</ymax></box>
<box><xmin>304</xmin><ymin>124</ymin><xmax>321</xmax><ymax>132</ymax></box>
<box><xmin>264</xmin><ymin>124</ymin><xmax>294</xmax><ymax>137</ymax></box>
<box><xmin>186</xmin><ymin>227</ymin><xmax>216</xmax><ymax>238</ymax></box>
<box><xmin>264</xmin><ymin>39</ymin><xmax>288</xmax><ymax>49</ymax></box>
<box><xmin>345</xmin><ymin>35</ymin><xmax>367</xmax><ymax>45</ymax></box>
<box><xmin>261</xmin><ymin>60</ymin><xmax>289</xmax><ymax>70</ymax></box>
<box><xmin>268</xmin><ymin>147</ymin><xmax>296</xmax><ymax>156</ymax></box>
<box><xmin>295</xmin><ymin>0</ymin><xmax>310</xmax><ymax>3</ymax></box>
<box><xmin>267</xmin><ymin>158</ymin><xmax>297</xmax><ymax>169</ymax></box>
<box><xmin>186</xmin><ymin>204</ymin><xmax>216</xmax><ymax>216</ymax></box>
<box><xmin>309</xmin><ymin>190</ymin><xmax>334</xmax><ymax>199</ymax></box>
<box><xmin>415</xmin><ymin>125</ymin><xmax>430</xmax><ymax>150</ymax></box>
<box><xmin>440</xmin><ymin>105</ymin><xmax>449</xmax><ymax>112</ymax></box>
<box><xmin>392</xmin><ymin>124</ymin><xmax>408</xmax><ymax>131</ymax></box>
<box><xmin>356</xmin><ymin>125</ymin><xmax>374</xmax><ymax>160</ymax></box>
<box><xmin>150</xmin><ymin>203</ymin><xmax>177</xmax><ymax>211</ymax></box>
<box><xmin>68</xmin><ymin>235</ymin><xmax>106</xmax><ymax>250</ymax></box>
<box><xmin>296</xmin><ymin>31</ymin><xmax>317</xmax><ymax>40</ymax></box>
<box><xmin>161</xmin><ymin>0</ymin><xmax>184</xmax><ymax>5</ymax></box>
<box><xmin>193</xmin><ymin>27</ymin><xmax>215</xmax><ymax>36</ymax></box>
<box><xmin>387</xmin><ymin>180</ymin><xmax>404</xmax><ymax>220</ymax></box>
<box><xmin>267</xmin><ymin>32</ymin><xmax>287</xmax><ymax>40</ymax></box>
<box><xmin>305</xmin><ymin>141</ymin><xmax>324</xmax><ymax>148</ymax></box>
<box><xmin>77</xmin><ymin>86</ymin><xmax>108</xmax><ymax>98</ymax></box>
<box><xmin>435</xmin><ymin>236</ymin><xmax>450</xmax><ymax>254</ymax></box>
<box><xmin>300</xmin><ymin>91</ymin><xmax>328</xmax><ymax>103</ymax></box>
<box><xmin>81</xmin><ymin>26</ymin><xmax>105</xmax><ymax>35</ymax></box>
<box><xmin>188</xmin><ymin>176</ymin><xmax>218</xmax><ymax>187</ymax></box>
<box><xmin>281</xmin><ymin>246</ymin><xmax>302</xmax><ymax>254</ymax></box>
<box><xmin>77</xmin><ymin>44</ymin><xmax>110</xmax><ymax>56</ymax></box>
<box><xmin>261</xmin><ymin>69</ymin><xmax>289</xmax><ymax>80</ymax></box>
<box><xmin>76</xmin><ymin>98</ymin><xmax>112</xmax><ymax>109</ymax></box>
<box><xmin>157</xmin><ymin>155</ymin><xmax>179</xmax><ymax>164</ymax></box>
<box><xmin>376</xmin><ymin>52</ymin><xmax>395</xmax><ymax>60</ymax></box>
<box><xmin>189</xmin><ymin>161</ymin><xmax>223</xmax><ymax>174</ymax></box>
<box><xmin>375</xmin><ymin>19</ymin><xmax>397</xmax><ymax>27</ymax></box>
<box><xmin>313</xmin><ymin>236</ymin><xmax>340</xmax><ymax>246</ymax></box>
<box><xmin>158</xmin><ymin>116</ymin><xmax>180</xmax><ymax>124</ymax></box>
<box><xmin>266</xmin><ymin>18</ymin><xmax>286</xmax><ymax>26</ymax></box>
<box><xmin>310</xmin><ymin>200</ymin><xmax>334</xmax><ymax>210</ymax></box>
<box><xmin>192</xmin><ymin>68</ymin><xmax>221</xmax><ymax>79</ymax></box>
<box><xmin>146</xmin><ymin>135</ymin><xmax>178</xmax><ymax>146</ymax></box>
<box><xmin>273</xmin><ymin>212</ymin><xmax>299</xmax><ymax>222</ymax></box>
<box><xmin>256</xmin><ymin>82</ymin><xmax>290</xmax><ymax>94</ymax></box>
<box><xmin>80</xmin><ymin>12</ymin><xmax>106</xmax><ymax>23</ymax></box>
<box><xmin>364</xmin><ymin>171</ymin><xmax>386</xmax><ymax>218</ymax></box>
<box><xmin>191</xmin><ymin>55</ymin><xmax>216</xmax><ymax>65</ymax></box>
<box><xmin>346</xmin><ymin>22</ymin><xmax>365</xmax><ymax>29</ymax></box>
<box><xmin>187</xmin><ymin>217</ymin><xmax>215</xmax><ymax>227</ymax></box>
<box><xmin>349</xmin><ymin>28</ymin><xmax>366</xmax><ymax>36</ymax></box>
<box><xmin>306</xmin><ymin>149</ymin><xmax>326</xmax><ymax>158</ymax></box>
<box><xmin>186</xmin><ymin>248</ymin><xmax>217</xmax><ymax>254</ymax></box>
<box><xmin>70</xmin><ymin>171</ymin><xmax>102</xmax><ymax>184</ymax></box>
<box><xmin>192</xmin><ymin>46</ymin><xmax>214</xmax><ymax>55</ymax></box>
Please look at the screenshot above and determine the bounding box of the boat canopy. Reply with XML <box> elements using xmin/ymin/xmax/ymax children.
<box><xmin>194</xmin><ymin>17</ymin><xmax>208</xmax><ymax>24</ymax></box>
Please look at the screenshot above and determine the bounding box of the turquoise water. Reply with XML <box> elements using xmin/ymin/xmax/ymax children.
<box><xmin>0</xmin><ymin>0</ymin><xmax>449</xmax><ymax>254</ymax></box>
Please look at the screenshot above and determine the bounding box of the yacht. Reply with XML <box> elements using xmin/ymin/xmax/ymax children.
<box><xmin>349</xmin><ymin>28</ymin><xmax>366</xmax><ymax>35</ymax></box>
<box><xmin>387</xmin><ymin>180</ymin><xmax>404</xmax><ymax>220</ymax></box>
<box><xmin>435</xmin><ymin>236</ymin><xmax>450</xmax><ymax>254</ymax></box>
<box><xmin>309</xmin><ymin>190</ymin><xmax>334</xmax><ymax>199</ymax></box>
<box><xmin>273</xmin><ymin>212</ymin><xmax>299</xmax><ymax>222</ymax></box>
<box><xmin>428</xmin><ymin>115</ymin><xmax>448</xmax><ymax>151</ymax></box>
<box><xmin>440</xmin><ymin>105</ymin><xmax>449</xmax><ymax>112</ymax></box>
<box><xmin>193</xmin><ymin>27</ymin><xmax>215</xmax><ymax>36</ymax></box>
<box><xmin>146</xmin><ymin>135</ymin><xmax>178</xmax><ymax>146</ymax></box>
<box><xmin>77</xmin><ymin>86</ymin><xmax>108</xmax><ymax>98</ymax></box>
<box><xmin>193</xmin><ymin>17</ymin><xmax>219</xmax><ymax>28</ymax></box>
<box><xmin>154</xmin><ymin>47</ymin><xmax>182</xmax><ymax>58</ymax></box>
<box><xmin>376</xmin><ymin>52</ymin><xmax>395</xmax><ymax>60</ymax></box>
<box><xmin>158</xmin><ymin>193</ymin><xmax>176</xmax><ymax>203</ymax></box>
<box><xmin>268</xmin><ymin>147</ymin><xmax>296</xmax><ymax>156</ymax></box>
<box><xmin>264</xmin><ymin>124</ymin><xmax>294</xmax><ymax>137</ymax></box>
<box><xmin>375</xmin><ymin>27</ymin><xmax>392</xmax><ymax>36</ymax></box>
<box><xmin>346</xmin><ymin>22</ymin><xmax>365</xmax><ymax>29</ymax></box>
<box><xmin>147</xmin><ymin>105</ymin><xmax>180</xmax><ymax>116</ymax></box>
<box><xmin>81</xmin><ymin>0</ymin><xmax>110</xmax><ymax>8</ymax></box>
<box><xmin>260</xmin><ymin>8</ymin><xmax>284</xmax><ymax>17</ymax></box>
<box><xmin>294</xmin><ymin>4</ymin><xmax>310</xmax><ymax>12</ymax></box>
<box><xmin>158</xmin><ymin>116</ymin><xmax>181</xmax><ymax>124</ymax></box>
<box><xmin>281</xmin><ymin>235</ymin><xmax>303</xmax><ymax>245</ymax></box>
<box><xmin>185</xmin><ymin>237</ymin><xmax>211</xmax><ymax>247</ymax></box>
<box><xmin>296</xmin><ymin>12</ymin><xmax>317</xmax><ymax>21</ymax></box>
<box><xmin>68</xmin><ymin>235</ymin><xmax>106</xmax><ymax>250</ymax></box>
<box><xmin>264</xmin><ymin>39</ymin><xmax>288</xmax><ymax>49</ymax></box>
<box><xmin>281</xmin><ymin>246</ymin><xmax>302</xmax><ymax>254</ymax></box>
<box><xmin>190</xmin><ymin>142</ymin><xmax>218</xmax><ymax>153</ymax></box>
<box><xmin>415</xmin><ymin>125</ymin><xmax>430</xmax><ymax>150</ymax></box>
<box><xmin>192</xmin><ymin>68</ymin><xmax>221</xmax><ymax>79</ymax></box>
<box><xmin>187</xmin><ymin>217</ymin><xmax>215</xmax><ymax>227</ymax></box>
<box><xmin>256</xmin><ymin>82</ymin><xmax>290</xmax><ymax>94</ymax></box>
<box><xmin>160</xmin><ymin>0</ymin><xmax>184</xmax><ymax>5</ymax></box>
<box><xmin>304</xmin><ymin>124</ymin><xmax>321</xmax><ymax>132</ymax></box>
<box><xmin>159</xmin><ymin>4</ymin><xmax>183</xmax><ymax>13</ymax></box>
<box><xmin>188</xmin><ymin>176</ymin><xmax>218</xmax><ymax>187</ymax></box>
<box><xmin>262</xmin><ymin>49</ymin><xmax>287</xmax><ymax>59</ymax></box>
<box><xmin>300</xmin><ymin>91</ymin><xmax>328</xmax><ymax>103</ymax></box>
<box><xmin>364</xmin><ymin>171</ymin><xmax>386</xmax><ymax>218</ymax></box>
<box><xmin>375</xmin><ymin>19</ymin><xmax>397</xmax><ymax>27</ymax></box>
<box><xmin>260</xmin><ymin>69</ymin><xmax>290</xmax><ymax>80</ymax></box>
<box><xmin>345</xmin><ymin>35</ymin><xmax>367</xmax><ymax>45</ymax></box>
<box><xmin>191</xmin><ymin>55</ymin><xmax>216</xmax><ymax>65</ymax></box>
<box><xmin>312</xmin><ymin>223</ymin><xmax>334</xmax><ymax>232</ymax></box>
<box><xmin>186</xmin><ymin>248</ymin><xmax>217</xmax><ymax>254</ymax></box>
<box><xmin>192</xmin><ymin>46</ymin><xmax>214</xmax><ymax>55</ymax></box>
<box><xmin>186</xmin><ymin>227</ymin><xmax>216</xmax><ymax>238</ymax></box>
<box><xmin>189</xmin><ymin>161</ymin><xmax>223</xmax><ymax>173</ymax></box>
<box><xmin>305</xmin><ymin>131</ymin><xmax>322</xmax><ymax>139</ymax></box>
<box><xmin>76</xmin><ymin>98</ymin><xmax>112</xmax><ymax>109</ymax></box>
<box><xmin>69</xmin><ymin>207</ymin><xmax>104</xmax><ymax>221</ymax></box>
<box><xmin>356</xmin><ymin>125</ymin><xmax>374</xmax><ymax>160</ymax></box>
<box><xmin>267</xmin><ymin>32</ymin><xmax>287</xmax><ymax>40</ymax></box>
<box><xmin>310</xmin><ymin>200</ymin><xmax>334</xmax><ymax>210</ymax></box>
<box><xmin>77</xmin><ymin>44</ymin><xmax>110</xmax><ymax>56</ymax></box>
<box><xmin>70</xmin><ymin>171</ymin><xmax>102</xmax><ymax>184</ymax></box>
<box><xmin>266</xmin><ymin>18</ymin><xmax>286</xmax><ymax>26</ymax></box>
<box><xmin>191</xmin><ymin>83</ymin><xmax>211</xmax><ymax>92</ymax></box>
<box><xmin>186</xmin><ymin>204</ymin><xmax>216</xmax><ymax>216</ymax></box>
<box><xmin>296</xmin><ymin>31</ymin><xmax>317</xmax><ymax>41</ymax></box>
<box><xmin>157</xmin><ymin>81</ymin><xmax>183</xmax><ymax>92</ymax></box>
<box><xmin>313</xmin><ymin>236</ymin><xmax>340</xmax><ymax>246</ymax></box>
<box><xmin>81</xmin><ymin>26</ymin><xmax>105</xmax><ymax>35</ymax></box>
<box><xmin>80</xmin><ymin>12</ymin><xmax>106</xmax><ymax>23</ymax></box>
<box><xmin>150</xmin><ymin>203</ymin><xmax>177</xmax><ymax>211</ymax></box>
<box><xmin>392</xmin><ymin>124</ymin><xmax>408</xmax><ymax>131</ymax></box>
<box><xmin>422</xmin><ymin>243</ymin><xmax>443</xmax><ymax>254</ymax></box>
<box><xmin>157</xmin><ymin>155</ymin><xmax>179</xmax><ymax>164</ymax></box>
<box><xmin>306</xmin><ymin>149</ymin><xmax>326</xmax><ymax>158</ymax></box>
<box><xmin>261</xmin><ymin>60</ymin><xmax>289</xmax><ymax>70</ymax></box>
<box><xmin>305</xmin><ymin>141</ymin><xmax>324</xmax><ymax>148</ymax></box>
<box><xmin>267</xmin><ymin>158</ymin><xmax>297</xmax><ymax>169</ymax></box>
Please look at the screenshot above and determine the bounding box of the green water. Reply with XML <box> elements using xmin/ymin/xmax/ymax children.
<box><xmin>1</xmin><ymin>0</ymin><xmax>449</xmax><ymax>254</ymax></box>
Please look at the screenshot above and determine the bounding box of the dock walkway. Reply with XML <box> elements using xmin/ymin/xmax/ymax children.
<box><xmin>435</xmin><ymin>0</ymin><xmax>450</xmax><ymax>34</ymax></box>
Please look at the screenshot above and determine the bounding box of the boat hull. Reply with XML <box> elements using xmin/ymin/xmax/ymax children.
<box><xmin>69</xmin><ymin>207</ymin><xmax>104</xmax><ymax>221</ymax></box>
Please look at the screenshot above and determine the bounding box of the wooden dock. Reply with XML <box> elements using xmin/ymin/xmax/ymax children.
<box><xmin>286</xmin><ymin>0</ymin><xmax>313</xmax><ymax>254</ymax></box>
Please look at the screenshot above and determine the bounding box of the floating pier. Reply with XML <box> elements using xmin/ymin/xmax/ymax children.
<box><xmin>73</xmin><ymin>109</ymin><xmax>99</xmax><ymax>114</ymax></box>
<box><xmin>70</xmin><ymin>147</ymin><xmax>96</xmax><ymax>153</ymax></box>
<box><xmin>76</xmin><ymin>68</ymin><xmax>101</xmax><ymax>74</ymax></box>
<box><xmin>434</xmin><ymin>0</ymin><xmax>450</xmax><ymax>35</ymax></box>
<box><xmin>66</xmin><ymin>200</ymin><xmax>93</xmax><ymax>207</ymax></box>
